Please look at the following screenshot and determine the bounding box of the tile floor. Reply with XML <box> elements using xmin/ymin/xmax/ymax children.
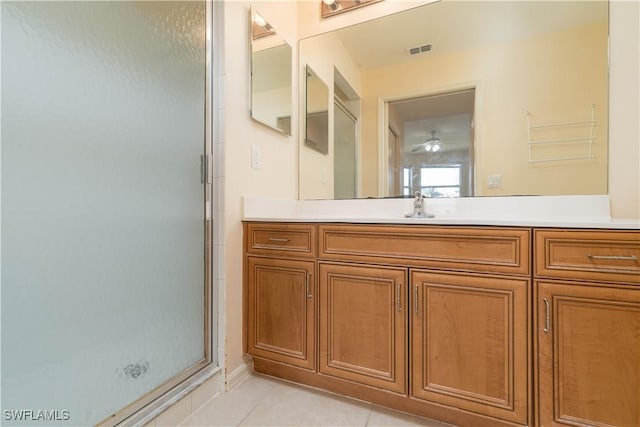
<box><xmin>180</xmin><ymin>374</ymin><xmax>453</xmax><ymax>427</ymax></box>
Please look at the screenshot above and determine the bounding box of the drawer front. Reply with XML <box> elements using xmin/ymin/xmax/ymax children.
<box><xmin>535</xmin><ymin>229</ymin><xmax>640</xmax><ymax>284</ymax></box>
<box><xmin>319</xmin><ymin>225</ymin><xmax>530</xmax><ymax>276</ymax></box>
<box><xmin>246</xmin><ymin>223</ymin><xmax>316</xmax><ymax>257</ymax></box>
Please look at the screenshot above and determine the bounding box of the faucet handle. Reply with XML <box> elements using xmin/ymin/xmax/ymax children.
<box><xmin>414</xmin><ymin>191</ymin><xmax>424</xmax><ymax>206</ymax></box>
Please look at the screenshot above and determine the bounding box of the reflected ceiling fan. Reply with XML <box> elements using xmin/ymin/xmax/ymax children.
<box><xmin>409</xmin><ymin>130</ymin><xmax>442</xmax><ymax>153</ymax></box>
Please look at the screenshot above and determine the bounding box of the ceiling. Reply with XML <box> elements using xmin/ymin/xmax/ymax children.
<box><xmin>335</xmin><ymin>1</ymin><xmax>607</xmax><ymax>156</ymax></box>
<box><xmin>334</xmin><ymin>1</ymin><xmax>608</xmax><ymax>70</ymax></box>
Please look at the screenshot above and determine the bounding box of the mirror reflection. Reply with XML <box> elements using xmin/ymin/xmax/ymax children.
<box><xmin>390</xmin><ymin>89</ymin><xmax>475</xmax><ymax>198</ymax></box>
<box><xmin>334</xmin><ymin>68</ymin><xmax>361</xmax><ymax>199</ymax></box>
<box><xmin>299</xmin><ymin>1</ymin><xmax>609</xmax><ymax>200</ymax></box>
<box><xmin>250</xmin><ymin>8</ymin><xmax>292</xmax><ymax>135</ymax></box>
<box><xmin>305</xmin><ymin>65</ymin><xmax>329</xmax><ymax>154</ymax></box>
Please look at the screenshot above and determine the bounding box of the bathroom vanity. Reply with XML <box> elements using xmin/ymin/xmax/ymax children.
<box><xmin>242</xmin><ymin>197</ymin><xmax>639</xmax><ymax>427</ymax></box>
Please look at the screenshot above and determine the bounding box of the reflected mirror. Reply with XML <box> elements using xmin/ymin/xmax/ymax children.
<box><xmin>298</xmin><ymin>1</ymin><xmax>609</xmax><ymax>200</ymax></box>
<box><xmin>250</xmin><ymin>8</ymin><xmax>292</xmax><ymax>135</ymax></box>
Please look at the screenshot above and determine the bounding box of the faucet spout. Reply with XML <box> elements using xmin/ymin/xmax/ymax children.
<box><xmin>405</xmin><ymin>191</ymin><xmax>435</xmax><ymax>218</ymax></box>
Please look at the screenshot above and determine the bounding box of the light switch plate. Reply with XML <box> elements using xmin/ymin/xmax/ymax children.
<box><xmin>251</xmin><ymin>144</ymin><xmax>263</xmax><ymax>169</ymax></box>
<box><xmin>487</xmin><ymin>174</ymin><xmax>502</xmax><ymax>188</ymax></box>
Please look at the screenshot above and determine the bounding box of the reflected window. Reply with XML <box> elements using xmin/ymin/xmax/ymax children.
<box><xmin>403</xmin><ymin>167</ymin><xmax>412</xmax><ymax>196</ymax></box>
<box><xmin>420</xmin><ymin>166</ymin><xmax>461</xmax><ymax>198</ymax></box>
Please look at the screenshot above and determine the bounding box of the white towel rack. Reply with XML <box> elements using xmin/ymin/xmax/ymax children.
<box><xmin>527</xmin><ymin>105</ymin><xmax>597</xmax><ymax>164</ymax></box>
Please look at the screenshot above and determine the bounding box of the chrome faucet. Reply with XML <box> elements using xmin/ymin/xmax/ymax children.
<box><xmin>405</xmin><ymin>191</ymin><xmax>435</xmax><ymax>218</ymax></box>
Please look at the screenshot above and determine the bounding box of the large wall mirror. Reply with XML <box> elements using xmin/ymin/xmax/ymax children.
<box><xmin>251</xmin><ymin>8</ymin><xmax>292</xmax><ymax>135</ymax></box>
<box><xmin>298</xmin><ymin>1</ymin><xmax>609</xmax><ymax>200</ymax></box>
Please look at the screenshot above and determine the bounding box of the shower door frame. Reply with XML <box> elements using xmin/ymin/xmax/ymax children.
<box><xmin>97</xmin><ymin>1</ymin><xmax>219</xmax><ymax>425</ymax></box>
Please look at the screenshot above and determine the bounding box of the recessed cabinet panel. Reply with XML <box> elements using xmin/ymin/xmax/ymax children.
<box><xmin>247</xmin><ymin>257</ymin><xmax>315</xmax><ymax>370</ymax></box>
<box><xmin>537</xmin><ymin>280</ymin><xmax>640</xmax><ymax>427</ymax></box>
<box><xmin>319</xmin><ymin>263</ymin><xmax>407</xmax><ymax>394</ymax></box>
<box><xmin>319</xmin><ymin>224</ymin><xmax>530</xmax><ymax>275</ymax></box>
<box><xmin>411</xmin><ymin>270</ymin><xmax>530</xmax><ymax>424</ymax></box>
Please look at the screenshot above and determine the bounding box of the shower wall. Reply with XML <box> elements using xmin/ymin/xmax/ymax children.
<box><xmin>1</xmin><ymin>1</ymin><xmax>209</xmax><ymax>425</ymax></box>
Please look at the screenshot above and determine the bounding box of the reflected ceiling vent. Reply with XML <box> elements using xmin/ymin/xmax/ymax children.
<box><xmin>407</xmin><ymin>44</ymin><xmax>432</xmax><ymax>56</ymax></box>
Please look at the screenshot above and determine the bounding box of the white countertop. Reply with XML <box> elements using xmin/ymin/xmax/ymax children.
<box><xmin>243</xmin><ymin>195</ymin><xmax>640</xmax><ymax>230</ymax></box>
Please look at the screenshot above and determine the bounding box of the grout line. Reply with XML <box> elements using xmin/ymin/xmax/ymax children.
<box><xmin>363</xmin><ymin>405</ymin><xmax>373</xmax><ymax>427</ymax></box>
<box><xmin>234</xmin><ymin>378</ymin><xmax>278</xmax><ymax>427</ymax></box>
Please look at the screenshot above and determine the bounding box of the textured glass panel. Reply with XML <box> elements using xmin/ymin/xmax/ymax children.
<box><xmin>1</xmin><ymin>1</ymin><xmax>206</xmax><ymax>425</ymax></box>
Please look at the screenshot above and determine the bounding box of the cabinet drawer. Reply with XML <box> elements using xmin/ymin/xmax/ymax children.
<box><xmin>319</xmin><ymin>224</ymin><xmax>530</xmax><ymax>276</ymax></box>
<box><xmin>535</xmin><ymin>229</ymin><xmax>640</xmax><ymax>284</ymax></box>
<box><xmin>245</xmin><ymin>222</ymin><xmax>316</xmax><ymax>257</ymax></box>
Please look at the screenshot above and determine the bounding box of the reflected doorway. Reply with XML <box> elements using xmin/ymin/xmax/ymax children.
<box><xmin>386</xmin><ymin>89</ymin><xmax>475</xmax><ymax>197</ymax></box>
<box><xmin>333</xmin><ymin>68</ymin><xmax>360</xmax><ymax>199</ymax></box>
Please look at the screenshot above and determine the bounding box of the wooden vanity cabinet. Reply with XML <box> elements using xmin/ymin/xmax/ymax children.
<box><xmin>244</xmin><ymin>223</ymin><xmax>317</xmax><ymax>370</ymax></box>
<box><xmin>245</xmin><ymin>223</ymin><xmax>640</xmax><ymax>427</ymax></box>
<box><xmin>318</xmin><ymin>263</ymin><xmax>407</xmax><ymax>394</ymax></box>
<box><xmin>411</xmin><ymin>270</ymin><xmax>530</xmax><ymax>425</ymax></box>
<box><xmin>534</xmin><ymin>229</ymin><xmax>640</xmax><ymax>427</ymax></box>
<box><xmin>318</xmin><ymin>224</ymin><xmax>532</xmax><ymax>426</ymax></box>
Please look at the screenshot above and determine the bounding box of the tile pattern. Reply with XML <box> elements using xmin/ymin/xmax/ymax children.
<box><xmin>180</xmin><ymin>374</ymin><xmax>453</xmax><ymax>427</ymax></box>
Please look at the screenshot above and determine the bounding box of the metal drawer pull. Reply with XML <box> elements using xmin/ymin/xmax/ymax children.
<box><xmin>543</xmin><ymin>298</ymin><xmax>550</xmax><ymax>334</ymax></box>
<box><xmin>269</xmin><ymin>237</ymin><xmax>290</xmax><ymax>243</ymax></box>
<box><xmin>396</xmin><ymin>283</ymin><xmax>402</xmax><ymax>312</ymax></box>
<box><xmin>306</xmin><ymin>273</ymin><xmax>312</xmax><ymax>299</ymax></box>
<box><xmin>414</xmin><ymin>285</ymin><xmax>420</xmax><ymax>315</ymax></box>
<box><xmin>588</xmin><ymin>254</ymin><xmax>637</xmax><ymax>261</ymax></box>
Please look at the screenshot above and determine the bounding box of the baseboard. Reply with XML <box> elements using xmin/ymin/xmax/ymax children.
<box><xmin>226</xmin><ymin>359</ymin><xmax>252</xmax><ymax>391</ymax></box>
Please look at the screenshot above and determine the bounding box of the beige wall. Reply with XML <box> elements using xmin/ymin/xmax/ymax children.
<box><xmin>222</xmin><ymin>0</ymin><xmax>639</xmax><ymax>378</ymax></box>
<box><xmin>359</xmin><ymin>21</ymin><xmax>608</xmax><ymax>198</ymax></box>
<box><xmin>223</xmin><ymin>0</ymin><xmax>298</xmax><ymax>376</ymax></box>
<box><xmin>609</xmin><ymin>0</ymin><xmax>640</xmax><ymax>219</ymax></box>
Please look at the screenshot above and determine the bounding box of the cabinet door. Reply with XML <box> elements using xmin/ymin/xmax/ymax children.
<box><xmin>411</xmin><ymin>271</ymin><xmax>530</xmax><ymax>424</ymax></box>
<box><xmin>537</xmin><ymin>281</ymin><xmax>640</xmax><ymax>427</ymax></box>
<box><xmin>247</xmin><ymin>257</ymin><xmax>315</xmax><ymax>370</ymax></box>
<box><xmin>319</xmin><ymin>263</ymin><xmax>407</xmax><ymax>394</ymax></box>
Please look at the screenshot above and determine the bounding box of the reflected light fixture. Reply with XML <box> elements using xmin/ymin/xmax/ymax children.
<box><xmin>252</xmin><ymin>12</ymin><xmax>272</xmax><ymax>30</ymax></box>
<box><xmin>424</xmin><ymin>130</ymin><xmax>441</xmax><ymax>152</ymax></box>
<box><xmin>321</xmin><ymin>0</ymin><xmax>381</xmax><ymax>18</ymax></box>
<box><xmin>251</xmin><ymin>11</ymin><xmax>274</xmax><ymax>39</ymax></box>
<box><xmin>323</xmin><ymin>0</ymin><xmax>339</xmax><ymax>11</ymax></box>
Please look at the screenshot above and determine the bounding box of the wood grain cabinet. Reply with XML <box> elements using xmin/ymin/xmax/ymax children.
<box><xmin>411</xmin><ymin>270</ymin><xmax>530</xmax><ymax>425</ymax></box>
<box><xmin>246</xmin><ymin>256</ymin><xmax>316</xmax><ymax>370</ymax></box>
<box><xmin>244</xmin><ymin>222</ymin><xmax>639</xmax><ymax>427</ymax></box>
<box><xmin>317</xmin><ymin>224</ymin><xmax>532</xmax><ymax>423</ymax></box>
<box><xmin>244</xmin><ymin>223</ymin><xmax>317</xmax><ymax>370</ymax></box>
<box><xmin>318</xmin><ymin>263</ymin><xmax>407</xmax><ymax>394</ymax></box>
<box><xmin>534</xmin><ymin>230</ymin><xmax>640</xmax><ymax>427</ymax></box>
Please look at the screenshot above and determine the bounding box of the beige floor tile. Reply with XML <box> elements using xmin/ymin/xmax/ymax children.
<box><xmin>238</xmin><ymin>381</ymin><xmax>371</xmax><ymax>426</ymax></box>
<box><xmin>366</xmin><ymin>406</ymin><xmax>454</xmax><ymax>427</ymax></box>
<box><xmin>181</xmin><ymin>374</ymin><xmax>278</xmax><ymax>427</ymax></box>
<box><xmin>191</xmin><ymin>375</ymin><xmax>222</xmax><ymax>414</ymax></box>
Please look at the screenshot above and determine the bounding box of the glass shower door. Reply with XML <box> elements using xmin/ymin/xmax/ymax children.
<box><xmin>1</xmin><ymin>1</ymin><xmax>210</xmax><ymax>425</ymax></box>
